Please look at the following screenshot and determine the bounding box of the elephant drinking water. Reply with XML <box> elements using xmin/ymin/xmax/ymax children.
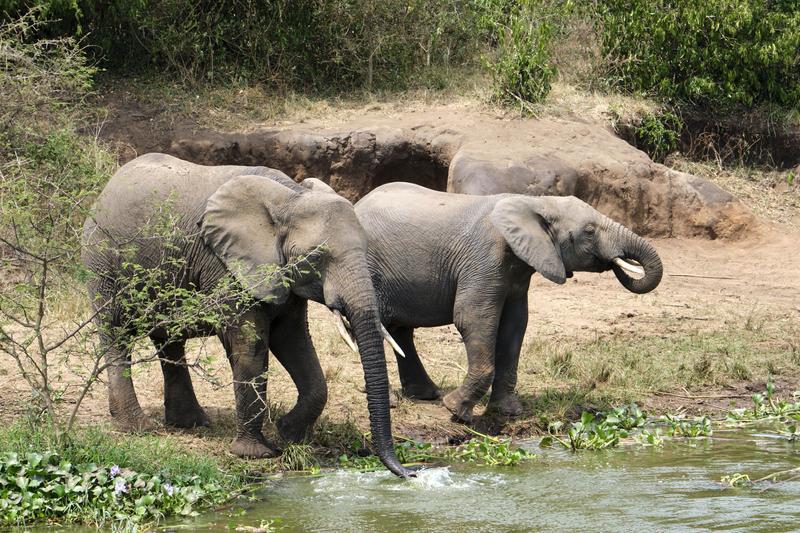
<box><xmin>81</xmin><ymin>153</ymin><xmax>413</xmax><ymax>477</ymax></box>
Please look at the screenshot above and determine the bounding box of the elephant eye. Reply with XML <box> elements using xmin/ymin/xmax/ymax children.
<box><xmin>585</xmin><ymin>224</ymin><xmax>596</xmax><ymax>235</ymax></box>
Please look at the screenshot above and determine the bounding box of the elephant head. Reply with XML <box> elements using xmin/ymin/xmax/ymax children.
<box><xmin>199</xmin><ymin>173</ymin><xmax>412</xmax><ymax>477</ymax></box>
<box><xmin>490</xmin><ymin>195</ymin><xmax>663</xmax><ymax>293</ymax></box>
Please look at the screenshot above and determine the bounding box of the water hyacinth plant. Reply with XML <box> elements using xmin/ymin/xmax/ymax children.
<box><xmin>541</xmin><ymin>404</ymin><xmax>650</xmax><ymax>451</ymax></box>
<box><xmin>0</xmin><ymin>452</ymin><xmax>231</xmax><ymax>527</ymax></box>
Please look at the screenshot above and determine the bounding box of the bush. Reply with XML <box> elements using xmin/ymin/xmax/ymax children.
<box><xmin>1</xmin><ymin>0</ymin><xmax>490</xmax><ymax>90</ymax></box>
<box><xmin>631</xmin><ymin>111</ymin><xmax>684</xmax><ymax>162</ymax></box>
<box><xmin>490</xmin><ymin>4</ymin><xmax>557</xmax><ymax>107</ymax></box>
<box><xmin>597</xmin><ymin>0</ymin><xmax>800</xmax><ymax>107</ymax></box>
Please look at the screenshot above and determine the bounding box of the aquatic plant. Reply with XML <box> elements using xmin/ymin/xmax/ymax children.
<box><xmin>660</xmin><ymin>414</ymin><xmax>713</xmax><ymax>438</ymax></box>
<box><xmin>0</xmin><ymin>452</ymin><xmax>234</xmax><ymax>528</ymax></box>
<box><xmin>446</xmin><ymin>431</ymin><xmax>536</xmax><ymax>467</ymax></box>
<box><xmin>541</xmin><ymin>404</ymin><xmax>651</xmax><ymax>451</ymax></box>
<box><xmin>726</xmin><ymin>381</ymin><xmax>800</xmax><ymax>424</ymax></box>
<box><xmin>338</xmin><ymin>433</ymin><xmax>534</xmax><ymax>470</ymax></box>
<box><xmin>721</xmin><ymin>473</ymin><xmax>752</xmax><ymax>487</ymax></box>
<box><xmin>635</xmin><ymin>429</ymin><xmax>664</xmax><ymax>446</ymax></box>
<box><xmin>338</xmin><ymin>439</ymin><xmax>438</xmax><ymax>471</ymax></box>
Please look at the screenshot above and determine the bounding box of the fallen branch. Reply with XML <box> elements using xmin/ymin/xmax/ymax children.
<box><xmin>668</xmin><ymin>273</ymin><xmax>737</xmax><ymax>280</ymax></box>
<box><xmin>653</xmin><ymin>390</ymin><xmax>751</xmax><ymax>400</ymax></box>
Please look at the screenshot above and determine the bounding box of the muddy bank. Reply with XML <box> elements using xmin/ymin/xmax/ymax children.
<box><xmin>100</xmin><ymin>104</ymin><xmax>757</xmax><ymax>239</ymax></box>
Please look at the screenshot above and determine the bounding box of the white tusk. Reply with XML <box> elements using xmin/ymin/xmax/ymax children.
<box><xmin>613</xmin><ymin>257</ymin><xmax>645</xmax><ymax>277</ymax></box>
<box><xmin>333</xmin><ymin>310</ymin><xmax>359</xmax><ymax>354</ymax></box>
<box><xmin>380</xmin><ymin>324</ymin><xmax>406</xmax><ymax>358</ymax></box>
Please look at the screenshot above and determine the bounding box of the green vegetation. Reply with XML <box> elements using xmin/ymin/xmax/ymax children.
<box><xmin>541</xmin><ymin>404</ymin><xmax>649</xmax><ymax>450</ymax></box>
<box><xmin>630</xmin><ymin>111</ymin><xmax>684</xmax><ymax>162</ymax></box>
<box><xmin>0</xmin><ymin>452</ymin><xmax>227</xmax><ymax>527</ymax></box>
<box><xmin>338</xmin><ymin>432</ymin><xmax>534</xmax><ymax>471</ymax></box>
<box><xmin>598</xmin><ymin>0</ymin><xmax>800</xmax><ymax>107</ymax></box>
<box><xmin>0</xmin><ymin>421</ymin><xmax>246</xmax><ymax>528</ymax></box>
<box><xmin>726</xmin><ymin>379</ymin><xmax>800</xmax><ymax>424</ymax></box>
<box><xmin>660</xmin><ymin>414</ymin><xmax>713</xmax><ymax>438</ymax></box>
<box><xmin>487</xmin><ymin>1</ymin><xmax>563</xmax><ymax>107</ymax></box>
<box><xmin>5</xmin><ymin>1</ymin><xmax>796</xmax><ymax>111</ymax></box>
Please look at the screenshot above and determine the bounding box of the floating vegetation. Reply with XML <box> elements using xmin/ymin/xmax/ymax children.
<box><xmin>660</xmin><ymin>414</ymin><xmax>713</xmax><ymax>438</ymax></box>
<box><xmin>338</xmin><ymin>432</ymin><xmax>535</xmax><ymax>471</ymax></box>
<box><xmin>0</xmin><ymin>452</ymin><xmax>234</xmax><ymax>528</ymax></box>
<box><xmin>541</xmin><ymin>404</ymin><xmax>653</xmax><ymax>451</ymax></box>
<box><xmin>446</xmin><ymin>430</ymin><xmax>536</xmax><ymax>467</ymax></box>
<box><xmin>726</xmin><ymin>380</ymin><xmax>800</xmax><ymax>425</ymax></box>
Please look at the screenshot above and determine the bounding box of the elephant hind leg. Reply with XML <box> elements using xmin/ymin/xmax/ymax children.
<box><xmin>151</xmin><ymin>336</ymin><xmax>210</xmax><ymax>428</ymax></box>
<box><xmin>269</xmin><ymin>300</ymin><xmax>327</xmax><ymax>443</ymax></box>
<box><xmin>391</xmin><ymin>326</ymin><xmax>441</xmax><ymax>400</ymax></box>
<box><xmin>442</xmin><ymin>292</ymin><xmax>502</xmax><ymax>423</ymax></box>
<box><xmin>486</xmin><ymin>294</ymin><xmax>528</xmax><ymax>417</ymax></box>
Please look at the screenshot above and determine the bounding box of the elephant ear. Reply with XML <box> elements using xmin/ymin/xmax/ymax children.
<box><xmin>201</xmin><ymin>175</ymin><xmax>297</xmax><ymax>303</ymax></box>
<box><xmin>300</xmin><ymin>177</ymin><xmax>337</xmax><ymax>194</ymax></box>
<box><xmin>490</xmin><ymin>197</ymin><xmax>566</xmax><ymax>284</ymax></box>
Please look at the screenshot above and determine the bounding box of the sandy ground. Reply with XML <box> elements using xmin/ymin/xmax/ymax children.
<box><xmin>2</xmin><ymin>225</ymin><xmax>797</xmax><ymax>446</ymax></box>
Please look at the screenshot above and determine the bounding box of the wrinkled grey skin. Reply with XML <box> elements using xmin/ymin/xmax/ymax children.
<box><xmin>355</xmin><ymin>182</ymin><xmax>663</xmax><ymax>422</ymax></box>
<box><xmin>82</xmin><ymin>153</ymin><xmax>412</xmax><ymax>477</ymax></box>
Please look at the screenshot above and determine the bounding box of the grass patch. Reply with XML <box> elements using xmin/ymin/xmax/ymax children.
<box><xmin>522</xmin><ymin>319</ymin><xmax>798</xmax><ymax>395</ymax></box>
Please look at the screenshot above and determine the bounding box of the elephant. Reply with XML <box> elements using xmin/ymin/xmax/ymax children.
<box><xmin>81</xmin><ymin>153</ymin><xmax>413</xmax><ymax>477</ymax></box>
<box><xmin>354</xmin><ymin>182</ymin><xmax>663</xmax><ymax>422</ymax></box>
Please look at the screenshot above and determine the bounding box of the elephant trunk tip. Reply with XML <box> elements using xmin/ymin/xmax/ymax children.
<box><xmin>612</xmin><ymin>234</ymin><xmax>663</xmax><ymax>294</ymax></box>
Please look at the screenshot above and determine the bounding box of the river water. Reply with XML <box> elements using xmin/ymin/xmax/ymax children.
<box><xmin>183</xmin><ymin>427</ymin><xmax>798</xmax><ymax>532</ymax></box>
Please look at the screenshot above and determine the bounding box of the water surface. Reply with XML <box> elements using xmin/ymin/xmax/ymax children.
<box><xmin>186</xmin><ymin>428</ymin><xmax>799</xmax><ymax>532</ymax></box>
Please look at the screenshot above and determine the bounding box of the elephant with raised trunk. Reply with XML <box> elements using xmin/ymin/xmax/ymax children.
<box><xmin>82</xmin><ymin>153</ymin><xmax>413</xmax><ymax>477</ymax></box>
<box><xmin>355</xmin><ymin>182</ymin><xmax>663</xmax><ymax>422</ymax></box>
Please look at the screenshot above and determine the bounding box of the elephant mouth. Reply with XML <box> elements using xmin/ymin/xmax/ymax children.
<box><xmin>330</xmin><ymin>308</ymin><xmax>406</xmax><ymax>357</ymax></box>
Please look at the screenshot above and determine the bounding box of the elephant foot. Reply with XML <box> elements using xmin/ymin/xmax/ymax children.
<box><xmin>165</xmin><ymin>404</ymin><xmax>211</xmax><ymax>428</ymax></box>
<box><xmin>231</xmin><ymin>435</ymin><xmax>280</xmax><ymax>459</ymax></box>
<box><xmin>442</xmin><ymin>390</ymin><xmax>474</xmax><ymax>424</ymax></box>
<box><xmin>112</xmin><ymin>412</ymin><xmax>157</xmax><ymax>433</ymax></box>
<box><xmin>402</xmin><ymin>382</ymin><xmax>442</xmax><ymax>401</ymax></box>
<box><xmin>487</xmin><ymin>394</ymin><xmax>524</xmax><ymax>417</ymax></box>
<box><xmin>110</xmin><ymin>398</ymin><xmax>157</xmax><ymax>432</ymax></box>
<box><xmin>277</xmin><ymin>415</ymin><xmax>311</xmax><ymax>443</ymax></box>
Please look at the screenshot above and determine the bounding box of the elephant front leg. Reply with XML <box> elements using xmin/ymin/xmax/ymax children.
<box><xmin>102</xmin><ymin>331</ymin><xmax>155</xmax><ymax>432</ymax></box>
<box><xmin>443</xmin><ymin>298</ymin><xmax>501</xmax><ymax>423</ymax></box>
<box><xmin>268</xmin><ymin>300</ymin><xmax>327</xmax><ymax>443</ymax></box>
<box><xmin>223</xmin><ymin>318</ymin><xmax>279</xmax><ymax>458</ymax></box>
<box><xmin>487</xmin><ymin>295</ymin><xmax>528</xmax><ymax>417</ymax></box>
<box><xmin>152</xmin><ymin>336</ymin><xmax>210</xmax><ymax>428</ymax></box>
<box><xmin>392</xmin><ymin>326</ymin><xmax>441</xmax><ymax>400</ymax></box>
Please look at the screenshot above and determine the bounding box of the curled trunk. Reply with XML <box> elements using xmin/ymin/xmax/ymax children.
<box><xmin>612</xmin><ymin>226</ymin><xmax>663</xmax><ymax>294</ymax></box>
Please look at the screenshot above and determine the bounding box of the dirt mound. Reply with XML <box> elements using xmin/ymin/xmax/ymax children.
<box><xmin>102</xmin><ymin>104</ymin><xmax>758</xmax><ymax>239</ymax></box>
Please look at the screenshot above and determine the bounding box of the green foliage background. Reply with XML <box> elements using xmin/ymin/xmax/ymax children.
<box><xmin>2</xmin><ymin>0</ymin><xmax>798</xmax><ymax>108</ymax></box>
<box><xmin>598</xmin><ymin>0</ymin><xmax>800</xmax><ymax>107</ymax></box>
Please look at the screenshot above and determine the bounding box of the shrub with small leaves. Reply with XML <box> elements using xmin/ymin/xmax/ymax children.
<box><xmin>631</xmin><ymin>111</ymin><xmax>684</xmax><ymax>162</ymax></box>
<box><xmin>597</xmin><ymin>0</ymin><xmax>800</xmax><ymax>107</ymax></box>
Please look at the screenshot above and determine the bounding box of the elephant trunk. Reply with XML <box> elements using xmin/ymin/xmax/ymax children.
<box><xmin>329</xmin><ymin>257</ymin><xmax>413</xmax><ymax>478</ymax></box>
<box><xmin>611</xmin><ymin>224</ymin><xmax>663</xmax><ymax>294</ymax></box>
